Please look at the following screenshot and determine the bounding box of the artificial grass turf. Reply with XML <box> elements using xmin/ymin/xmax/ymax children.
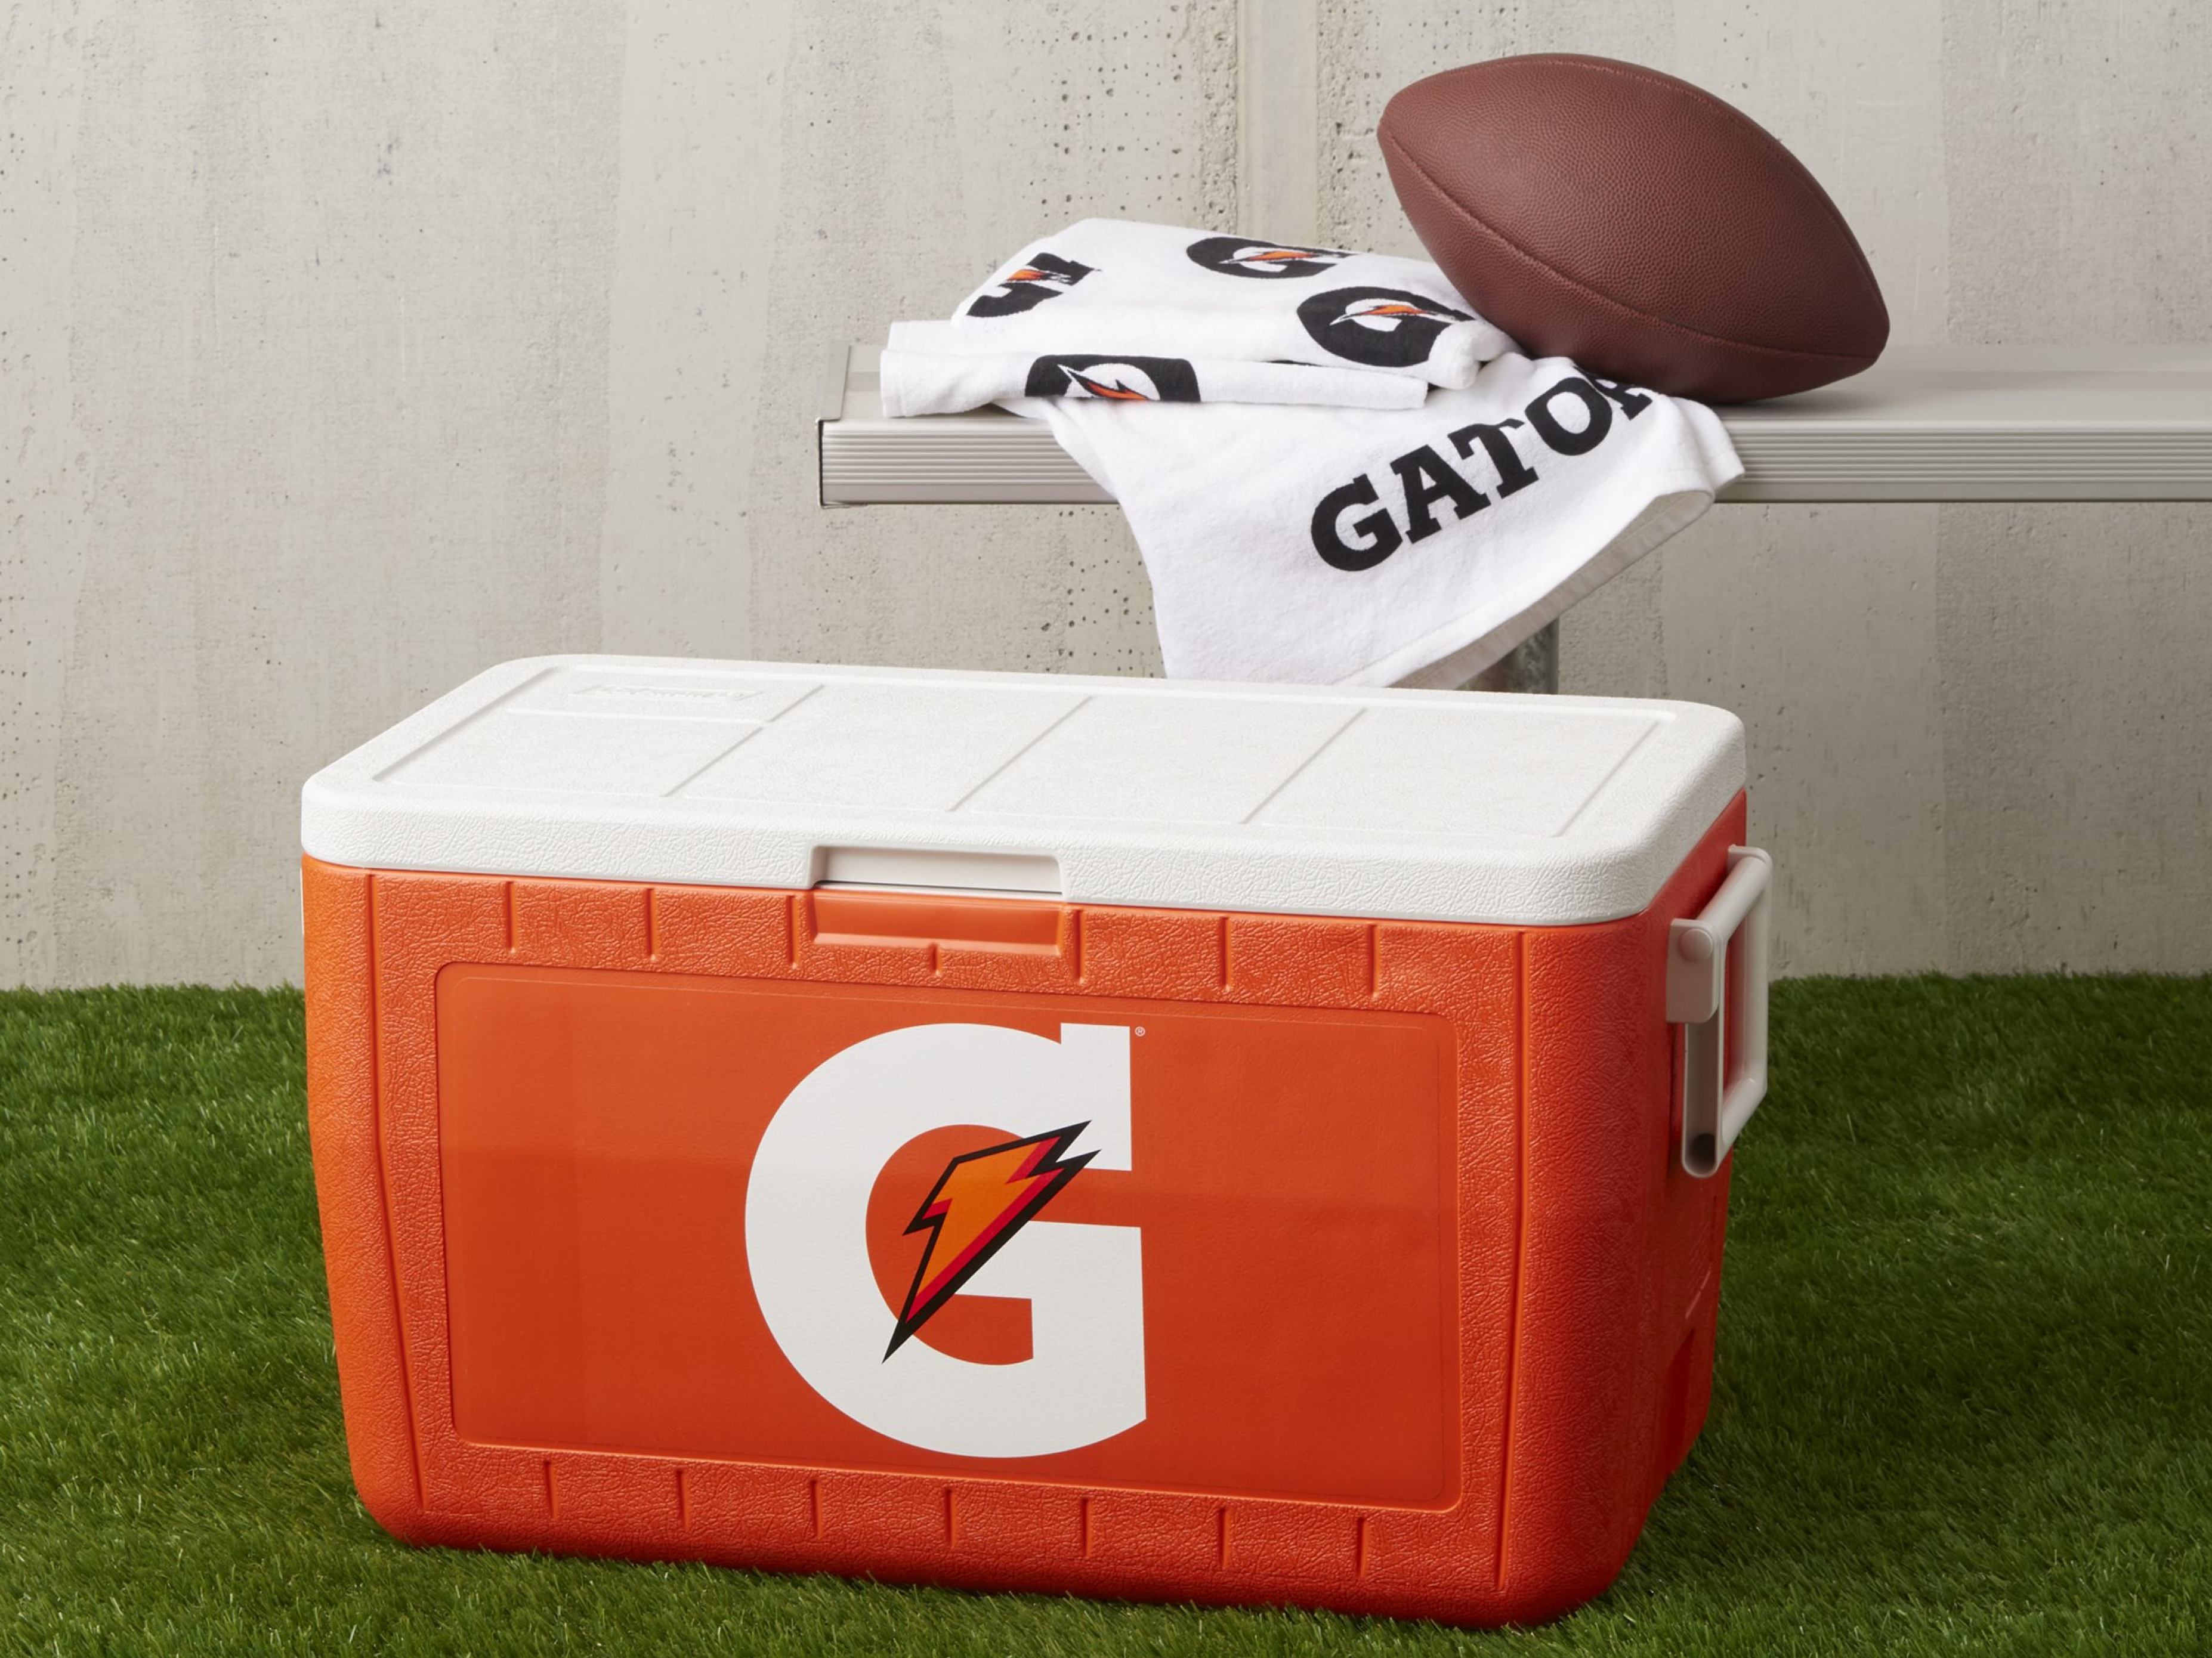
<box><xmin>2</xmin><ymin>980</ymin><xmax>2207</xmax><ymax>1656</ymax></box>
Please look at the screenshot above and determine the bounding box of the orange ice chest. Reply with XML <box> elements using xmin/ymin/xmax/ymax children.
<box><xmin>298</xmin><ymin>655</ymin><xmax>1773</xmax><ymax>1626</ymax></box>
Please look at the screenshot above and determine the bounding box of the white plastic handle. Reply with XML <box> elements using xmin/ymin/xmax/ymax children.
<box><xmin>1667</xmin><ymin>846</ymin><xmax>1772</xmax><ymax>1177</ymax></box>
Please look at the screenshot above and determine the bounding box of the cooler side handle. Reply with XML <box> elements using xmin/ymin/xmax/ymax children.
<box><xmin>1667</xmin><ymin>846</ymin><xmax>1772</xmax><ymax>1178</ymax></box>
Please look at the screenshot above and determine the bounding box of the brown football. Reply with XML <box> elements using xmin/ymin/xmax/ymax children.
<box><xmin>1379</xmin><ymin>54</ymin><xmax>1888</xmax><ymax>403</ymax></box>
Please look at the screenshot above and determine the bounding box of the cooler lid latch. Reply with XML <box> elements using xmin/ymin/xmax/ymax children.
<box><xmin>1667</xmin><ymin>846</ymin><xmax>1773</xmax><ymax>1178</ymax></box>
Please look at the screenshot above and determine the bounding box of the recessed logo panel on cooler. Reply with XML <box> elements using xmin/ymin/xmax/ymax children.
<box><xmin>436</xmin><ymin>966</ymin><xmax>1457</xmax><ymax>1508</ymax></box>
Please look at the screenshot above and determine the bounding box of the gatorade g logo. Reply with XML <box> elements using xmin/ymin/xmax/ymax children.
<box><xmin>746</xmin><ymin>1023</ymin><xmax>1144</xmax><ymax>1458</ymax></box>
<box><xmin>1185</xmin><ymin>235</ymin><xmax>1352</xmax><ymax>279</ymax></box>
<box><xmin>967</xmin><ymin>252</ymin><xmax>1094</xmax><ymax>318</ymax></box>
<box><xmin>1022</xmin><ymin>354</ymin><xmax>1200</xmax><ymax>402</ymax></box>
<box><xmin>1298</xmin><ymin>286</ymin><xmax>1473</xmax><ymax>368</ymax></box>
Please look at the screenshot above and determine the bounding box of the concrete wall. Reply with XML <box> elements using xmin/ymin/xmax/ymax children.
<box><xmin>4</xmin><ymin>0</ymin><xmax>2205</xmax><ymax>987</ymax></box>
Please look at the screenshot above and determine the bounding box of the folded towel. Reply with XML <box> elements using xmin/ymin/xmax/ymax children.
<box><xmin>1011</xmin><ymin>352</ymin><xmax>1743</xmax><ymax>688</ymax></box>
<box><xmin>881</xmin><ymin>348</ymin><xmax>1427</xmax><ymax>416</ymax></box>
<box><xmin>885</xmin><ymin>218</ymin><xmax>1516</xmax><ymax>411</ymax></box>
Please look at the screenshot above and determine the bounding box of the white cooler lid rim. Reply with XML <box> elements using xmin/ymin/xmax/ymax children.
<box><xmin>300</xmin><ymin>656</ymin><xmax>1745</xmax><ymax>929</ymax></box>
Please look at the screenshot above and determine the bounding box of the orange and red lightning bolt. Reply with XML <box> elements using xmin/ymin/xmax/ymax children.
<box><xmin>885</xmin><ymin>1123</ymin><xmax>1094</xmax><ymax>1359</ymax></box>
<box><xmin>1066</xmin><ymin>369</ymin><xmax>1153</xmax><ymax>401</ymax></box>
<box><xmin>1345</xmin><ymin>300</ymin><xmax>1436</xmax><ymax>322</ymax></box>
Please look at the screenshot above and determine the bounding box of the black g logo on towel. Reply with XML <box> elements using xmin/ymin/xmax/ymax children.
<box><xmin>1023</xmin><ymin>355</ymin><xmax>1200</xmax><ymax>403</ymax></box>
<box><xmin>1185</xmin><ymin>236</ymin><xmax>1352</xmax><ymax>279</ymax></box>
<box><xmin>1298</xmin><ymin>286</ymin><xmax>1473</xmax><ymax>367</ymax></box>
<box><xmin>968</xmin><ymin>252</ymin><xmax>1095</xmax><ymax>318</ymax></box>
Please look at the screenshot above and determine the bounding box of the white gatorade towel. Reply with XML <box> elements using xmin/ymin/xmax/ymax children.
<box><xmin>1014</xmin><ymin>353</ymin><xmax>1743</xmax><ymax>688</ymax></box>
<box><xmin>882</xmin><ymin>218</ymin><xmax>1516</xmax><ymax>412</ymax></box>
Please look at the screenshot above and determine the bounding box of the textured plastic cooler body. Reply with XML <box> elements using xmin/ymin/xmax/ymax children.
<box><xmin>301</xmin><ymin>793</ymin><xmax>1743</xmax><ymax>1627</ymax></box>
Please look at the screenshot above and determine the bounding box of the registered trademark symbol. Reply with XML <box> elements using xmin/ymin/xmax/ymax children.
<box><xmin>1133</xmin><ymin>1026</ymin><xmax>1146</xmax><ymax>1037</ymax></box>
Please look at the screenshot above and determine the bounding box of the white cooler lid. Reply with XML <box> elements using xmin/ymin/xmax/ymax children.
<box><xmin>300</xmin><ymin>657</ymin><xmax>1744</xmax><ymax>927</ymax></box>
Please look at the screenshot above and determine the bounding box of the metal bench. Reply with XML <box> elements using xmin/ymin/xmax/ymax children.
<box><xmin>819</xmin><ymin>345</ymin><xmax>2212</xmax><ymax>691</ymax></box>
